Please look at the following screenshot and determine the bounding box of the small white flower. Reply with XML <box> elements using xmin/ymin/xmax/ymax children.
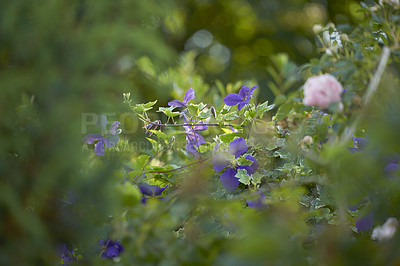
<box><xmin>371</xmin><ymin>217</ymin><xmax>398</xmax><ymax>241</ymax></box>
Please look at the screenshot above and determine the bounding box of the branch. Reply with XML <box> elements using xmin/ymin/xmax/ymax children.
<box><xmin>147</xmin><ymin>157</ymin><xmax>210</xmax><ymax>174</ymax></box>
<box><xmin>340</xmin><ymin>46</ymin><xmax>391</xmax><ymax>144</ymax></box>
<box><xmin>159</xmin><ymin>123</ymin><xmax>236</xmax><ymax>128</ymax></box>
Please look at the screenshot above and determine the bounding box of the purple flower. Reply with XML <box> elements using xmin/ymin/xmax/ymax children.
<box><xmin>139</xmin><ymin>183</ymin><xmax>167</xmax><ymax>203</ymax></box>
<box><xmin>347</xmin><ymin>136</ymin><xmax>368</xmax><ymax>153</ymax></box>
<box><xmin>183</xmin><ymin>119</ymin><xmax>207</xmax><ymax>158</ymax></box>
<box><xmin>83</xmin><ymin>115</ymin><xmax>121</xmax><ymax>156</ymax></box>
<box><xmin>212</xmin><ymin>137</ymin><xmax>259</xmax><ymax>192</ymax></box>
<box><xmin>356</xmin><ymin>212</ymin><xmax>374</xmax><ymax>233</ymax></box>
<box><xmin>168</xmin><ymin>88</ymin><xmax>195</xmax><ymax>107</ymax></box>
<box><xmin>246</xmin><ymin>192</ymin><xmax>267</xmax><ymax>210</ymax></box>
<box><xmin>384</xmin><ymin>153</ymin><xmax>399</xmax><ymax>175</ymax></box>
<box><xmin>139</xmin><ymin>183</ymin><xmax>167</xmax><ymax>196</ymax></box>
<box><xmin>223</xmin><ymin>85</ymin><xmax>257</xmax><ymax>111</ymax></box>
<box><xmin>99</xmin><ymin>240</ymin><xmax>124</xmax><ymax>258</ymax></box>
<box><xmin>58</xmin><ymin>244</ymin><xmax>79</xmax><ymax>264</ymax></box>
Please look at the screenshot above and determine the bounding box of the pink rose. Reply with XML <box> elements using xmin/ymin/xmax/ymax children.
<box><xmin>302</xmin><ymin>74</ymin><xmax>343</xmax><ymax>109</ymax></box>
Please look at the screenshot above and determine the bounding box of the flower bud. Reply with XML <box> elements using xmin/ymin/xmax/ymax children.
<box><xmin>303</xmin><ymin>136</ymin><xmax>313</xmax><ymax>146</ymax></box>
<box><xmin>340</xmin><ymin>34</ymin><xmax>349</xmax><ymax>42</ymax></box>
<box><xmin>312</xmin><ymin>24</ymin><xmax>323</xmax><ymax>35</ymax></box>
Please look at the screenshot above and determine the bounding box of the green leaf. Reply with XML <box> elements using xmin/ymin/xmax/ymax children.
<box><xmin>117</xmin><ymin>183</ymin><xmax>141</xmax><ymax>206</ymax></box>
<box><xmin>236</xmin><ymin>168</ymin><xmax>250</xmax><ymax>185</ymax></box>
<box><xmin>157</xmin><ymin>107</ymin><xmax>180</xmax><ymax>117</ymax></box>
<box><xmin>220</xmin><ymin>105</ymin><xmax>232</xmax><ymax>114</ymax></box>
<box><xmin>274</xmin><ymin>102</ymin><xmax>293</xmax><ymax>122</ymax></box>
<box><xmin>237</xmin><ymin>157</ymin><xmax>253</xmax><ymax>166</ymax></box>
<box><xmin>251</xmin><ymin>172</ymin><xmax>263</xmax><ymax>185</ymax></box>
<box><xmin>143</xmin><ymin>100</ymin><xmax>157</xmax><ymax>108</ymax></box>
<box><xmin>133</xmin><ymin>103</ymin><xmax>155</xmax><ymax>112</ymax></box>
<box><xmin>255</xmin><ymin>101</ymin><xmax>275</xmax><ymax>118</ymax></box>
<box><xmin>223</xmin><ymin>112</ymin><xmax>238</xmax><ymax>121</ymax></box>
<box><xmin>219</xmin><ymin>133</ymin><xmax>242</xmax><ymax>144</ymax></box>
<box><xmin>135</xmin><ymin>155</ymin><xmax>151</xmax><ymax>169</ymax></box>
<box><xmin>146</xmin><ymin>137</ymin><xmax>159</xmax><ymax>152</ymax></box>
<box><xmin>199</xmin><ymin>108</ymin><xmax>212</xmax><ymax>119</ymax></box>
<box><xmin>127</xmin><ymin>170</ymin><xmax>143</xmax><ymax>179</ymax></box>
<box><xmin>149</xmin><ymin>130</ymin><xmax>168</xmax><ymax>141</ymax></box>
<box><xmin>167</xmin><ymin>131</ymin><xmax>186</xmax><ymax>139</ymax></box>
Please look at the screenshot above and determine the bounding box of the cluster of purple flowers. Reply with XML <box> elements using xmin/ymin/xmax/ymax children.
<box><xmin>168</xmin><ymin>88</ymin><xmax>207</xmax><ymax>158</ymax></box>
<box><xmin>212</xmin><ymin>137</ymin><xmax>259</xmax><ymax>192</ymax></box>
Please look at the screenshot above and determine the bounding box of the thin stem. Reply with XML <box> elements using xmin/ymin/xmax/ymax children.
<box><xmin>159</xmin><ymin>123</ymin><xmax>235</xmax><ymax>128</ymax></box>
<box><xmin>340</xmin><ymin>46</ymin><xmax>391</xmax><ymax>144</ymax></box>
<box><xmin>146</xmin><ymin>157</ymin><xmax>210</xmax><ymax>174</ymax></box>
<box><xmin>131</xmin><ymin>157</ymin><xmax>210</xmax><ymax>184</ymax></box>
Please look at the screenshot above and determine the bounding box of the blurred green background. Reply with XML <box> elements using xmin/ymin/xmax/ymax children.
<box><xmin>0</xmin><ymin>0</ymin><xmax>371</xmax><ymax>264</ymax></box>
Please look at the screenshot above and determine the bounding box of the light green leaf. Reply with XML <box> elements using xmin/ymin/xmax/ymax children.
<box><xmin>274</xmin><ymin>102</ymin><xmax>293</xmax><ymax>122</ymax></box>
<box><xmin>157</xmin><ymin>107</ymin><xmax>180</xmax><ymax>117</ymax></box>
<box><xmin>143</xmin><ymin>100</ymin><xmax>157</xmax><ymax>108</ymax></box>
<box><xmin>146</xmin><ymin>137</ymin><xmax>159</xmax><ymax>152</ymax></box>
<box><xmin>135</xmin><ymin>155</ymin><xmax>151</xmax><ymax>169</ymax></box>
<box><xmin>237</xmin><ymin>157</ymin><xmax>253</xmax><ymax>166</ymax></box>
<box><xmin>251</xmin><ymin>172</ymin><xmax>263</xmax><ymax>185</ymax></box>
<box><xmin>219</xmin><ymin>133</ymin><xmax>242</xmax><ymax>144</ymax></box>
<box><xmin>236</xmin><ymin>168</ymin><xmax>251</xmax><ymax>185</ymax></box>
<box><xmin>149</xmin><ymin>130</ymin><xmax>168</xmax><ymax>141</ymax></box>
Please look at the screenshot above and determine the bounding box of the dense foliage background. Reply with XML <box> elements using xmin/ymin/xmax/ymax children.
<box><xmin>1</xmin><ymin>0</ymin><xmax>400</xmax><ymax>265</ymax></box>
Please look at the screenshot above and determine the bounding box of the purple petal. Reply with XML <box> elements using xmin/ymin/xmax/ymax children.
<box><xmin>237</xmin><ymin>99</ymin><xmax>249</xmax><ymax>111</ymax></box>
<box><xmin>193</xmin><ymin>122</ymin><xmax>208</xmax><ymax>131</ymax></box>
<box><xmin>84</xmin><ymin>134</ymin><xmax>103</xmax><ymax>144</ymax></box>
<box><xmin>238</xmin><ymin>85</ymin><xmax>250</xmax><ymax>99</ymax></box>
<box><xmin>183</xmin><ymin>88</ymin><xmax>195</xmax><ymax>104</ymax></box>
<box><xmin>245</xmin><ymin>155</ymin><xmax>259</xmax><ymax>171</ymax></box>
<box><xmin>211</xmin><ymin>153</ymin><xmax>230</xmax><ymax>172</ymax></box>
<box><xmin>139</xmin><ymin>183</ymin><xmax>154</xmax><ymax>196</ymax></box>
<box><xmin>105</xmin><ymin>246</ymin><xmax>120</xmax><ymax>257</ymax></box>
<box><xmin>229</xmin><ymin>137</ymin><xmax>247</xmax><ymax>158</ymax></box>
<box><xmin>94</xmin><ymin>138</ymin><xmax>106</xmax><ymax>156</ymax></box>
<box><xmin>356</xmin><ymin>213</ymin><xmax>374</xmax><ymax>232</ymax></box>
<box><xmin>352</xmin><ymin>137</ymin><xmax>368</xmax><ymax>151</ymax></box>
<box><xmin>101</xmin><ymin>240</ymin><xmax>123</xmax><ymax>258</ymax></box>
<box><xmin>238</xmin><ymin>85</ymin><xmax>256</xmax><ymax>100</ymax></box>
<box><xmin>247</xmin><ymin>193</ymin><xmax>267</xmax><ymax>209</ymax></box>
<box><xmin>105</xmin><ymin>135</ymin><xmax>119</xmax><ymax>148</ymax></box>
<box><xmin>153</xmin><ymin>185</ymin><xmax>168</xmax><ymax>196</ymax></box>
<box><xmin>109</xmin><ymin>121</ymin><xmax>121</xmax><ymax>135</ymax></box>
<box><xmin>168</xmin><ymin>100</ymin><xmax>186</xmax><ymax>107</ymax></box>
<box><xmin>223</xmin><ymin>93</ymin><xmax>242</xmax><ymax>106</ymax></box>
<box><xmin>212</xmin><ymin>142</ymin><xmax>220</xmax><ymax>155</ymax></box>
<box><xmin>185</xmin><ymin>139</ymin><xmax>200</xmax><ymax>158</ymax></box>
<box><xmin>384</xmin><ymin>163</ymin><xmax>399</xmax><ymax>174</ymax></box>
<box><xmin>186</xmin><ymin>131</ymin><xmax>206</xmax><ymax>147</ymax></box>
<box><xmin>220</xmin><ymin>167</ymin><xmax>239</xmax><ymax>192</ymax></box>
